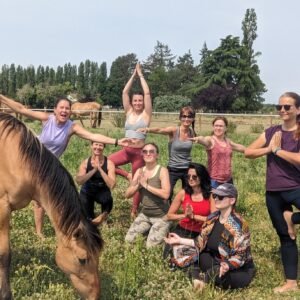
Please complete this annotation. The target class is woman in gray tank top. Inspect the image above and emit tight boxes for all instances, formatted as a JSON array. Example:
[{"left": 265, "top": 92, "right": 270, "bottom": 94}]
[
  {"left": 0, "top": 94, "right": 129, "bottom": 237},
  {"left": 138, "top": 106, "right": 196, "bottom": 202}
]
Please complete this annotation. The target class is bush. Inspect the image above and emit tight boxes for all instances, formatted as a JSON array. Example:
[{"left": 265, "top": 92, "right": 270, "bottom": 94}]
[
  {"left": 227, "top": 121, "right": 237, "bottom": 133},
  {"left": 153, "top": 95, "right": 191, "bottom": 112},
  {"left": 111, "top": 112, "right": 126, "bottom": 128}
]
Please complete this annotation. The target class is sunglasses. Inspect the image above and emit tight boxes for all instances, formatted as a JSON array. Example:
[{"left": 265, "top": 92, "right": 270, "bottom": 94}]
[
  {"left": 180, "top": 114, "right": 194, "bottom": 120},
  {"left": 187, "top": 174, "right": 198, "bottom": 180},
  {"left": 142, "top": 149, "right": 156, "bottom": 155},
  {"left": 212, "top": 193, "right": 228, "bottom": 201},
  {"left": 275, "top": 105, "right": 293, "bottom": 111}
]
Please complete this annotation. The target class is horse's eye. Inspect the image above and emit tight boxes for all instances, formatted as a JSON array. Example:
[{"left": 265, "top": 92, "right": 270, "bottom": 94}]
[{"left": 78, "top": 258, "right": 87, "bottom": 265}]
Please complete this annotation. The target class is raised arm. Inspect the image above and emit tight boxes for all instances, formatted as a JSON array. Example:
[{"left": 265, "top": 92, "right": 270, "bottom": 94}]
[
  {"left": 0, "top": 94, "right": 49, "bottom": 121},
  {"left": 122, "top": 68, "right": 137, "bottom": 113},
  {"left": 244, "top": 132, "right": 271, "bottom": 159},
  {"left": 136, "top": 63, "right": 152, "bottom": 116}
]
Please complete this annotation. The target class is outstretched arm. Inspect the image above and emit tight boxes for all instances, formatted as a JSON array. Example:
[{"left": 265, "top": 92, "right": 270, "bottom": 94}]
[
  {"left": 138, "top": 126, "right": 176, "bottom": 139},
  {"left": 0, "top": 94, "right": 49, "bottom": 121},
  {"left": 122, "top": 68, "right": 137, "bottom": 113},
  {"left": 136, "top": 63, "right": 152, "bottom": 116},
  {"left": 230, "top": 140, "right": 246, "bottom": 153},
  {"left": 72, "top": 123, "right": 128, "bottom": 146},
  {"left": 190, "top": 135, "right": 213, "bottom": 149}
]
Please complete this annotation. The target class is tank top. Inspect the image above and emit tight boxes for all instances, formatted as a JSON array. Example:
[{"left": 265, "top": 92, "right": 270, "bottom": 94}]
[
  {"left": 207, "top": 136, "right": 232, "bottom": 182},
  {"left": 81, "top": 156, "right": 109, "bottom": 194},
  {"left": 125, "top": 113, "right": 147, "bottom": 139},
  {"left": 168, "top": 127, "right": 193, "bottom": 169},
  {"left": 265, "top": 125, "right": 300, "bottom": 191},
  {"left": 140, "top": 165, "right": 169, "bottom": 217},
  {"left": 179, "top": 193, "right": 211, "bottom": 233},
  {"left": 39, "top": 114, "right": 73, "bottom": 158}
]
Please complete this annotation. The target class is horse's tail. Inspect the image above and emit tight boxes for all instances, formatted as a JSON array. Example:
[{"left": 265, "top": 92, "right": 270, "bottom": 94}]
[{"left": 97, "top": 110, "right": 102, "bottom": 127}]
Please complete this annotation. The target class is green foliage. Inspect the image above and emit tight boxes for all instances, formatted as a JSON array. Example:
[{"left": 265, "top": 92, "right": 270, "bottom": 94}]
[
  {"left": 226, "top": 121, "right": 237, "bottom": 133},
  {"left": 250, "top": 123, "right": 264, "bottom": 133},
  {"left": 153, "top": 95, "right": 191, "bottom": 112},
  {"left": 110, "top": 112, "right": 126, "bottom": 128}
]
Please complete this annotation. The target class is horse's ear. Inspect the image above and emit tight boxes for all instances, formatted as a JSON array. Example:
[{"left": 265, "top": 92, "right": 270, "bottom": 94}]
[{"left": 73, "top": 227, "right": 84, "bottom": 240}]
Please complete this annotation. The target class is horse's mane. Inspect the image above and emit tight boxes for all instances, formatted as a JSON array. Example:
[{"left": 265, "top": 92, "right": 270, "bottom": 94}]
[{"left": 0, "top": 113, "right": 103, "bottom": 253}]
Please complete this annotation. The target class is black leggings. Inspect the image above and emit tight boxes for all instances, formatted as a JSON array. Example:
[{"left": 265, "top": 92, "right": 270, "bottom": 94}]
[
  {"left": 192, "top": 251, "right": 255, "bottom": 289},
  {"left": 266, "top": 188, "right": 300, "bottom": 280},
  {"left": 167, "top": 167, "right": 188, "bottom": 202},
  {"left": 79, "top": 189, "right": 113, "bottom": 220}
]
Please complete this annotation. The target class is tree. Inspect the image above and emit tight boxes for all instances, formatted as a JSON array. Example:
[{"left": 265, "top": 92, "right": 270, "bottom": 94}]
[
  {"left": 153, "top": 95, "right": 191, "bottom": 112},
  {"left": 8, "top": 64, "right": 16, "bottom": 97}
]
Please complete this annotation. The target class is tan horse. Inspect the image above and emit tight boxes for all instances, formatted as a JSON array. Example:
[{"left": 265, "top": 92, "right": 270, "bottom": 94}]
[
  {"left": 0, "top": 113, "right": 103, "bottom": 300},
  {"left": 71, "top": 102, "right": 102, "bottom": 128}
]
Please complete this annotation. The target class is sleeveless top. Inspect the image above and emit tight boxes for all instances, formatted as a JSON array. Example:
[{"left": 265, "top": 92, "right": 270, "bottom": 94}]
[
  {"left": 207, "top": 136, "right": 232, "bottom": 182},
  {"left": 39, "top": 114, "right": 73, "bottom": 158},
  {"left": 265, "top": 125, "right": 300, "bottom": 191},
  {"left": 140, "top": 165, "right": 169, "bottom": 217},
  {"left": 125, "top": 113, "right": 147, "bottom": 139},
  {"left": 168, "top": 127, "right": 193, "bottom": 169},
  {"left": 81, "top": 156, "right": 110, "bottom": 195},
  {"left": 179, "top": 193, "right": 211, "bottom": 233}
]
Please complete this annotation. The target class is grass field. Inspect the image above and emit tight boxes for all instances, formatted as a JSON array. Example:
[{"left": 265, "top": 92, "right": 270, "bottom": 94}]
[{"left": 8, "top": 120, "right": 300, "bottom": 299}]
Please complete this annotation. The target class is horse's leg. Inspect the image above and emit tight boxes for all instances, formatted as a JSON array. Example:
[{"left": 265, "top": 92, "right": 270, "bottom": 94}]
[
  {"left": 79, "top": 116, "right": 85, "bottom": 127},
  {"left": 97, "top": 110, "right": 102, "bottom": 127},
  {"left": 0, "top": 197, "right": 12, "bottom": 300}
]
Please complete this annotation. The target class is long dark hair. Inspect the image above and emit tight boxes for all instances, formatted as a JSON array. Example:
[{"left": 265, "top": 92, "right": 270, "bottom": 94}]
[{"left": 184, "top": 162, "right": 211, "bottom": 199}]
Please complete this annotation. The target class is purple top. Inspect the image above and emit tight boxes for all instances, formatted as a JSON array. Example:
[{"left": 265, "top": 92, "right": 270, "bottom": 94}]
[
  {"left": 39, "top": 114, "right": 73, "bottom": 158},
  {"left": 265, "top": 125, "right": 300, "bottom": 191}
]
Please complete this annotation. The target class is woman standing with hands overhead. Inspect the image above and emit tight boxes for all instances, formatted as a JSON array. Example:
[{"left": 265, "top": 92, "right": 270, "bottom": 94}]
[
  {"left": 245, "top": 92, "right": 300, "bottom": 293},
  {"left": 109, "top": 62, "right": 152, "bottom": 217},
  {"left": 0, "top": 94, "right": 128, "bottom": 237}
]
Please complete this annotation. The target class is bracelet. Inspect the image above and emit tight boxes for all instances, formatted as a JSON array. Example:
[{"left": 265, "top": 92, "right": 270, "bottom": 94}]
[
  {"left": 114, "top": 139, "right": 118, "bottom": 147},
  {"left": 273, "top": 147, "right": 281, "bottom": 155}
]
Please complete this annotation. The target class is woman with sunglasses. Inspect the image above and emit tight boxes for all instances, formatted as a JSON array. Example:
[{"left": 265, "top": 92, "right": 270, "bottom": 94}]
[
  {"left": 108, "top": 63, "right": 152, "bottom": 218},
  {"left": 190, "top": 116, "right": 245, "bottom": 188},
  {"left": 138, "top": 106, "right": 196, "bottom": 201},
  {"left": 163, "top": 163, "right": 214, "bottom": 258},
  {"left": 125, "top": 143, "right": 171, "bottom": 247},
  {"left": 165, "top": 183, "right": 255, "bottom": 291},
  {"left": 245, "top": 92, "right": 300, "bottom": 293},
  {"left": 0, "top": 94, "right": 128, "bottom": 238}
]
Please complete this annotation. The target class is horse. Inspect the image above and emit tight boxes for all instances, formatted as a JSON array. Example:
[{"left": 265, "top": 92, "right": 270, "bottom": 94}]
[
  {"left": 0, "top": 113, "right": 103, "bottom": 300},
  {"left": 71, "top": 102, "right": 102, "bottom": 128}
]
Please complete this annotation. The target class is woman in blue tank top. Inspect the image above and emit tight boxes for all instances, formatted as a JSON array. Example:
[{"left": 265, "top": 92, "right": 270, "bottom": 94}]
[
  {"left": 138, "top": 106, "right": 196, "bottom": 202},
  {"left": 0, "top": 94, "right": 128, "bottom": 237},
  {"left": 108, "top": 63, "right": 152, "bottom": 217}
]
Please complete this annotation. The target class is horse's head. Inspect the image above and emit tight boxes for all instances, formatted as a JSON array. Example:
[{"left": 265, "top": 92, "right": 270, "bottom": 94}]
[{"left": 55, "top": 226, "right": 101, "bottom": 300}]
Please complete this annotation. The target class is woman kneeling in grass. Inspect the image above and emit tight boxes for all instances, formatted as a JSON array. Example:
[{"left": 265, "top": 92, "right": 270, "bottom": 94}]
[
  {"left": 125, "top": 143, "right": 171, "bottom": 247},
  {"left": 165, "top": 183, "right": 255, "bottom": 291}
]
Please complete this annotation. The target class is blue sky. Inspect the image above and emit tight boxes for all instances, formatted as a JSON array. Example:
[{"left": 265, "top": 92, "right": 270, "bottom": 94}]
[{"left": 1, "top": 0, "right": 299, "bottom": 104}]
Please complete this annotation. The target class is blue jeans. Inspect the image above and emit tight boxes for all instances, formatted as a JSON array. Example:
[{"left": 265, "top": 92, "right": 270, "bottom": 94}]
[{"left": 211, "top": 178, "right": 233, "bottom": 189}]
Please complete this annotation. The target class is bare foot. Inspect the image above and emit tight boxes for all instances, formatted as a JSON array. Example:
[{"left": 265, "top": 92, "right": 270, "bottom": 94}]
[
  {"left": 283, "top": 211, "right": 296, "bottom": 240},
  {"left": 193, "top": 279, "right": 205, "bottom": 292},
  {"left": 274, "top": 281, "right": 298, "bottom": 293}
]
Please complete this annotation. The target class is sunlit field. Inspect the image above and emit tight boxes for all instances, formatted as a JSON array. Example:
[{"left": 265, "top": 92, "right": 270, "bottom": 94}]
[{"left": 9, "top": 118, "right": 300, "bottom": 299}]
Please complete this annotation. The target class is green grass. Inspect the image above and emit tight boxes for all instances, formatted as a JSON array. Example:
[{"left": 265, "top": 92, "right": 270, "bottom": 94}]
[{"left": 8, "top": 123, "right": 300, "bottom": 299}]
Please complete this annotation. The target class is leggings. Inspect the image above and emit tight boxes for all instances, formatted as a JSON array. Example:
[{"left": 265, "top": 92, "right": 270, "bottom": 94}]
[
  {"left": 191, "top": 251, "right": 255, "bottom": 289},
  {"left": 266, "top": 188, "right": 300, "bottom": 280},
  {"left": 167, "top": 167, "right": 188, "bottom": 202},
  {"left": 109, "top": 146, "right": 144, "bottom": 210}
]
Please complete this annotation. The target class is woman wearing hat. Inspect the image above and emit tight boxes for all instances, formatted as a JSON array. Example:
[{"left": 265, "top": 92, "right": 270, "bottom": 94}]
[{"left": 165, "top": 183, "right": 255, "bottom": 291}]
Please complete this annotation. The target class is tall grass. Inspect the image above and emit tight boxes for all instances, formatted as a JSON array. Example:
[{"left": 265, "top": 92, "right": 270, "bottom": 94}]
[{"left": 9, "top": 123, "right": 300, "bottom": 299}]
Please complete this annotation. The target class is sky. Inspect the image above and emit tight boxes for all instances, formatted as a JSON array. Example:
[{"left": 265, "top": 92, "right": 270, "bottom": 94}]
[{"left": 1, "top": 0, "right": 299, "bottom": 104}]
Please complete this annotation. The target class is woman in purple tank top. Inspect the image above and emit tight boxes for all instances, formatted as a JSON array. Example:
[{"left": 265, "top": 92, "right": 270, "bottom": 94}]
[
  {"left": 190, "top": 117, "right": 245, "bottom": 188},
  {"left": 245, "top": 92, "right": 300, "bottom": 293},
  {"left": 0, "top": 94, "right": 128, "bottom": 237}
]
